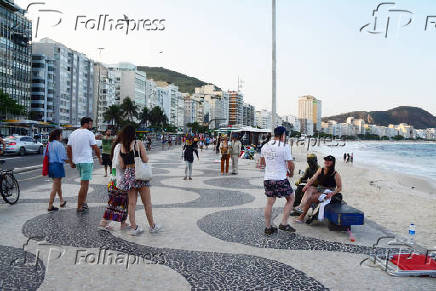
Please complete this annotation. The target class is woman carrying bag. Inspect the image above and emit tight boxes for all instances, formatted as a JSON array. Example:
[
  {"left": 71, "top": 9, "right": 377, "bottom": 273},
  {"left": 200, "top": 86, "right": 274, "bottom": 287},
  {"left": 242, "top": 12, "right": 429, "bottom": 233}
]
[{"left": 117, "top": 125, "right": 160, "bottom": 236}]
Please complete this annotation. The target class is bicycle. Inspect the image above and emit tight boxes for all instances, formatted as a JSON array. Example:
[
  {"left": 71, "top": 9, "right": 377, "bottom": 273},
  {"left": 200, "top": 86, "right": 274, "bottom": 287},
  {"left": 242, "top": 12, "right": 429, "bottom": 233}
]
[{"left": 0, "top": 160, "right": 20, "bottom": 205}]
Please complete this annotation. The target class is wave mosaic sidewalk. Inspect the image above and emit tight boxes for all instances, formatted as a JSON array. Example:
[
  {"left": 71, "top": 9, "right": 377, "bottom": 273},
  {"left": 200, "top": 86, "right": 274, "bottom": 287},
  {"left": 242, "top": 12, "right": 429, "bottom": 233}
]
[{"left": 0, "top": 147, "right": 434, "bottom": 290}]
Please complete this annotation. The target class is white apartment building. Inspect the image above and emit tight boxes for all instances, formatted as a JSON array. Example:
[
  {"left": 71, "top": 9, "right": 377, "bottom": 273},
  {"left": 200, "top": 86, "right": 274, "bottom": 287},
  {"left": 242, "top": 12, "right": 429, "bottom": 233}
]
[
  {"left": 93, "top": 63, "right": 116, "bottom": 130},
  {"left": 33, "top": 38, "right": 94, "bottom": 126},
  {"left": 108, "top": 63, "right": 146, "bottom": 109},
  {"left": 283, "top": 115, "right": 301, "bottom": 132},
  {"left": 255, "top": 109, "right": 272, "bottom": 130}
]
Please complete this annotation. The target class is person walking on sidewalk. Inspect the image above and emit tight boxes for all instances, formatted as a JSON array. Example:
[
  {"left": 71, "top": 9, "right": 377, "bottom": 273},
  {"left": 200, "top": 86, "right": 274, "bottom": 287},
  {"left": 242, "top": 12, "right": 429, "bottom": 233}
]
[
  {"left": 117, "top": 125, "right": 160, "bottom": 236},
  {"left": 46, "top": 129, "right": 68, "bottom": 212},
  {"left": 220, "top": 135, "right": 230, "bottom": 175},
  {"left": 67, "top": 117, "right": 102, "bottom": 213},
  {"left": 100, "top": 129, "right": 114, "bottom": 177},
  {"left": 230, "top": 134, "right": 242, "bottom": 175},
  {"left": 183, "top": 136, "right": 199, "bottom": 180},
  {"left": 99, "top": 135, "right": 129, "bottom": 231},
  {"left": 260, "top": 126, "right": 295, "bottom": 235}
]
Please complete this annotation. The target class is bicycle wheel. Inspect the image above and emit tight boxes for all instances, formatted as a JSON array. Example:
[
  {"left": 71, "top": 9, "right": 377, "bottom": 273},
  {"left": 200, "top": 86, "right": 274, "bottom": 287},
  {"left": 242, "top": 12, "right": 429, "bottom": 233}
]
[{"left": 1, "top": 173, "right": 20, "bottom": 205}]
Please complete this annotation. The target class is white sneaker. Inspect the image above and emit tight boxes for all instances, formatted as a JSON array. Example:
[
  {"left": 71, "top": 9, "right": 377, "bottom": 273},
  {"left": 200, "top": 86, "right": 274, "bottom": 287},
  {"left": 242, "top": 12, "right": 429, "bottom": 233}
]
[
  {"left": 129, "top": 225, "right": 144, "bottom": 236},
  {"left": 149, "top": 223, "right": 161, "bottom": 233}
]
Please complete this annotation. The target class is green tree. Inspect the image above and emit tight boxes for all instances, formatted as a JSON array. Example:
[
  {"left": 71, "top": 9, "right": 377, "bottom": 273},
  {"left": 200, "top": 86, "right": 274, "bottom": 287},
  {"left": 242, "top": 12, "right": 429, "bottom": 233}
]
[
  {"left": 139, "top": 106, "right": 150, "bottom": 127},
  {"left": 149, "top": 106, "right": 168, "bottom": 128},
  {"left": 120, "top": 97, "right": 139, "bottom": 122},
  {"left": 187, "top": 122, "right": 209, "bottom": 133},
  {"left": 103, "top": 104, "right": 122, "bottom": 129},
  {"left": 0, "top": 90, "right": 26, "bottom": 119}
]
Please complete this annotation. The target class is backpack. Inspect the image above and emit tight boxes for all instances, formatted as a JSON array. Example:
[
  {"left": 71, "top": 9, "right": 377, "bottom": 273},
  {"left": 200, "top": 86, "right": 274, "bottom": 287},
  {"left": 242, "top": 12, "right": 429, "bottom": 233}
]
[{"left": 42, "top": 143, "right": 49, "bottom": 176}]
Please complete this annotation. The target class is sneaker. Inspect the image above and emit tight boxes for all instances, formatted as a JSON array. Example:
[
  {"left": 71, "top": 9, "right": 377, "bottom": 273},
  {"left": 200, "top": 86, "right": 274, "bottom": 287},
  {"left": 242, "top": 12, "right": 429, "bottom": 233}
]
[
  {"left": 82, "top": 203, "right": 89, "bottom": 210},
  {"left": 149, "top": 223, "right": 161, "bottom": 233},
  {"left": 264, "top": 226, "right": 278, "bottom": 235},
  {"left": 183, "top": 177, "right": 187, "bottom": 180},
  {"left": 76, "top": 207, "right": 88, "bottom": 213},
  {"left": 188, "top": 177, "right": 192, "bottom": 180},
  {"left": 279, "top": 224, "right": 296, "bottom": 232},
  {"left": 129, "top": 225, "right": 144, "bottom": 236}
]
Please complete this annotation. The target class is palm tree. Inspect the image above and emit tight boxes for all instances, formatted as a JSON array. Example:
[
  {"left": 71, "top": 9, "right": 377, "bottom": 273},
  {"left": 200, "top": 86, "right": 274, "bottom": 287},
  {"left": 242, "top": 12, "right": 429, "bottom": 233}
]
[
  {"left": 139, "top": 106, "right": 150, "bottom": 127},
  {"left": 120, "top": 97, "right": 139, "bottom": 122},
  {"left": 149, "top": 106, "right": 168, "bottom": 128},
  {"left": 103, "top": 104, "right": 122, "bottom": 129}
]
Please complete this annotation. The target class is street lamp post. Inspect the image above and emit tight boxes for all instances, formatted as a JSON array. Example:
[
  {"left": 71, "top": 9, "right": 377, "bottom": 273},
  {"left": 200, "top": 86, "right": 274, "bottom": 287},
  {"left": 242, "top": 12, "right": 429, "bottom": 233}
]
[{"left": 272, "top": 0, "right": 277, "bottom": 131}]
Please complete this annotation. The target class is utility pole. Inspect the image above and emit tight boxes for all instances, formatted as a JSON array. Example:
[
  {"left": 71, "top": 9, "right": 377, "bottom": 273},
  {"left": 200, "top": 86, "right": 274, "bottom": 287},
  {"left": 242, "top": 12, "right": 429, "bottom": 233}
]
[{"left": 272, "top": 0, "right": 277, "bottom": 131}]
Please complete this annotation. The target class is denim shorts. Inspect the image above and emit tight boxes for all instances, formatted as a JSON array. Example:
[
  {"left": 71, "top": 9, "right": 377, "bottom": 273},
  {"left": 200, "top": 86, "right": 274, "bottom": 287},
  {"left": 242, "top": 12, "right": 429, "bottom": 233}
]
[
  {"left": 76, "top": 163, "right": 93, "bottom": 181},
  {"left": 48, "top": 162, "right": 65, "bottom": 179}
]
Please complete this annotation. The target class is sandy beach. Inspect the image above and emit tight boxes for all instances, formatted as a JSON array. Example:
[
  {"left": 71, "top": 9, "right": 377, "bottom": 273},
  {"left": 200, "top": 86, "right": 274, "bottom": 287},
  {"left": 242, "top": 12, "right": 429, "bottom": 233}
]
[{"left": 291, "top": 144, "right": 436, "bottom": 249}]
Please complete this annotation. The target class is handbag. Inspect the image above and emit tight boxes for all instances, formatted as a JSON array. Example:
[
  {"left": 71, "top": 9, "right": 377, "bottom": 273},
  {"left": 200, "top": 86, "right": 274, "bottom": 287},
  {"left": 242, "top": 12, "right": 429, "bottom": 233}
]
[
  {"left": 133, "top": 141, "right": 152, "bottom": 181},
  {"left": 42, "top": 143, "right": 49, "bottom": 176}
]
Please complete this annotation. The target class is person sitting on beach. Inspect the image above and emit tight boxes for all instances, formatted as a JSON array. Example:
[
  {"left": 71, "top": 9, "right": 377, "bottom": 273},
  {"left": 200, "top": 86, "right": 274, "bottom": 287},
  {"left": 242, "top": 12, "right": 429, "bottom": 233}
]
[
  {"left": 290, "top": 153, "right": 319, "bottom": 216},
  {"left": 295, "top": 155, "right": 342, "bottom": 223}
]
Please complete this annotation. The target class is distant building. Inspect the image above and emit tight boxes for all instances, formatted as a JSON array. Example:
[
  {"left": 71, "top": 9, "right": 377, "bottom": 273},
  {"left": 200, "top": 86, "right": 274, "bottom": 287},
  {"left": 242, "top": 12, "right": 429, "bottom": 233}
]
[
  {"left": 226, "top": 90, "right": 243, "bottom": 126},
  {"left": 242, "top": 103, "right": 256, "bottom": 127},
  {"left": 283, "top": 115, "right": 301, "bottom": 132},
  {"left": 298, "top": 95, "right": 322, "bottom": 134},
  {"left": 93, "top": 63, "right": 116, "bottom": 130},
  {"left": 0, "top": 0, "right": 32, "bottom": 116},
  {"left": 30, "top": 54, "right": 55, "bottom": 122},
  {"left": 108, "top": 63, "right": 146, "bottom": 110},
  {"left": 33, "top": 38, "right": 94, "bottom": 126},
  {"left": 255, "top": 109, "right": 272, "bottom": 130}
]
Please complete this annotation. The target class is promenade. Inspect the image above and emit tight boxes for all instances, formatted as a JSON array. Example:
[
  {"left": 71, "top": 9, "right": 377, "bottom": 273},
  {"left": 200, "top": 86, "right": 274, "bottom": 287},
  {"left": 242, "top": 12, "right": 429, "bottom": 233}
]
[{"left": 0, "top": 147, "right": 434, "bottom": 290}]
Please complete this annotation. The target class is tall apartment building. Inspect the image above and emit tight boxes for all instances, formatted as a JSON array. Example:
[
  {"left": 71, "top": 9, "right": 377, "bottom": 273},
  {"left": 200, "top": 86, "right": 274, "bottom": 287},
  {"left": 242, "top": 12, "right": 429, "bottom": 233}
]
[
  {"left": 226, "top": 90, "right": 243, "bottom": 126},
  {"left": 93, "top": 63, "right": 116, "bottom": 130},
  {"left": 0, "top": 0, "right": 32, "bottom": 116},
  {"left": 108, "top": 63, "right": 146, "bottom": 110},
  {"left": 242, "top": 103, "right": 256, "bottom": 127},
  {"left": 30, "top": 54, "right": 55, "bottom": 122},
  {"left": 33, "top": 38, "right": 94, "bottom": 126},
  {"left": 255, "top": 109, "right": 272, "bottom": 130},
  {"left": 298, "top": 95, "right": 322, "bottom": 134}
]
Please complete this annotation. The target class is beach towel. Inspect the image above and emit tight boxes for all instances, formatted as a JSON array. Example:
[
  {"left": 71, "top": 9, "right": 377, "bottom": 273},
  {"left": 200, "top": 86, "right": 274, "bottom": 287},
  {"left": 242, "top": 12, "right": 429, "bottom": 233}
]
[{"left": 317, "top": 190, "right": 332, "bottom": 221}]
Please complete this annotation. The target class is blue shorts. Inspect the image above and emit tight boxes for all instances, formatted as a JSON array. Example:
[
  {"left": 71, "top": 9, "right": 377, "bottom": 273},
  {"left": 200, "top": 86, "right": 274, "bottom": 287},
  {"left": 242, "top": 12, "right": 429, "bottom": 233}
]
[
  {"left": 49, "top": 162, "right": 65, "bottom": 179},
  {"left": 76, "top": 163, "right": 93, "bottom": 181}
]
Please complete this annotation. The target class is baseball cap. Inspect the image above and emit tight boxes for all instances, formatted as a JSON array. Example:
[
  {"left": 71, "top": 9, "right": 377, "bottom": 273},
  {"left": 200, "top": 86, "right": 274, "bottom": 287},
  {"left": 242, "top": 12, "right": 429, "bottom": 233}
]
[{"left": 324, "top": 155, "right": 335, "bottom": 162}]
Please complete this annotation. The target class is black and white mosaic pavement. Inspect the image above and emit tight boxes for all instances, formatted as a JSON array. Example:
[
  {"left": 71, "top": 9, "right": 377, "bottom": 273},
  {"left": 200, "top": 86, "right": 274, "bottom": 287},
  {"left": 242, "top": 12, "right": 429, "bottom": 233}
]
[
  {"left": 21, "top": 175, "right": 255, "bottom": 208},
  {"left": 0, "top": 245, "right": 45, "bottom": 290},
  {"left": 197, "top": 208, "right": 377, "bottom": 255},
  {"left": 22, "top": 208, "right": 328, "bottom": 290},
  {"left": 203, "top": 177, "right": 261, "bottom": 189}
]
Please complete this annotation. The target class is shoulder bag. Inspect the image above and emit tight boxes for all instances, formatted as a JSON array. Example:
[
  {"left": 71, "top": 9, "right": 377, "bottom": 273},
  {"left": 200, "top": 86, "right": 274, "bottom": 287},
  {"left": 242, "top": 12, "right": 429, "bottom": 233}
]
[{"left": 133, "top": 141, "right": 152, "bottom": 181}]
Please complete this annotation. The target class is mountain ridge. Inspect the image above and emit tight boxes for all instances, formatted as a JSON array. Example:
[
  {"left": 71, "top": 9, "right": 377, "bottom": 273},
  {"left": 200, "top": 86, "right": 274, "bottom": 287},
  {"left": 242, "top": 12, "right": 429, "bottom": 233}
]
[
  {"left": 137, "top": 66, "right": 220, "bottom": 94},
  {"left": 322, "top": 106, "right": 436, "bottom": 129}
]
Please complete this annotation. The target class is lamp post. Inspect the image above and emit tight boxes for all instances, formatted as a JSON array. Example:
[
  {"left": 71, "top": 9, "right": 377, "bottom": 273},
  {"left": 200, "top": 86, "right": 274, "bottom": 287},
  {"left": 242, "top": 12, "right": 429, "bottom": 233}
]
[{"left": 272, "top": 0, "right": 277, "bottom": 131}]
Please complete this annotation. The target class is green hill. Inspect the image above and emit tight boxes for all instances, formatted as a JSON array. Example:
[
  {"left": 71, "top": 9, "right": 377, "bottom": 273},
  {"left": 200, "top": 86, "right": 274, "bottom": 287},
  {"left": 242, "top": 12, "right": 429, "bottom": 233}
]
[
  {"left": 137, "top": 66, "right": 220, "bottom": 94},
  {"left": 323, "top": 106, "right": 436, "bottom": 129}
]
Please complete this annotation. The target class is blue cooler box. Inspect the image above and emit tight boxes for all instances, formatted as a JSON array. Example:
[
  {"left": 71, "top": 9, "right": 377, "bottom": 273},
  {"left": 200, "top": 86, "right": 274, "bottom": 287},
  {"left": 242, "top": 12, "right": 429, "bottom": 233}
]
[{"left": 324, "top": 203, "right": 364, "bottom": 226}]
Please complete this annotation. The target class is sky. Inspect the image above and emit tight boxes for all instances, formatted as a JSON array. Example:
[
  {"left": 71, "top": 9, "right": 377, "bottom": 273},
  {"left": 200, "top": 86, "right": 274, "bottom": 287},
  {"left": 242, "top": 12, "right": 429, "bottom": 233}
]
[{"left": 16, "top": 0, "right": 436, "bottom": 117}]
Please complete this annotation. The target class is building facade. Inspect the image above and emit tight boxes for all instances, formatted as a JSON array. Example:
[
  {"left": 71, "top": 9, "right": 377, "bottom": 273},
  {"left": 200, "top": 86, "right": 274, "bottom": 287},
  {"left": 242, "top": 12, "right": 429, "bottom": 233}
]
[
  {"left": 93, "top": 63, "right": 116, "bottom": 130},
  {"left": 242, "top": 103, "right": 255, "bottom": 127},
  {"left": 298, "top": 95, "right": 322, "bottom": 134},
  {"left": 30, "top": 54, "right": 55, "bottom": 122},
  {"left": 33, "top": 38, "right": 94, "bottom": 126},
  {"left": 0, "top": 0, "right": 32, "bottom": 116},
  {"left": 226, "top": 90, "right": 243, "bottom": 126}
]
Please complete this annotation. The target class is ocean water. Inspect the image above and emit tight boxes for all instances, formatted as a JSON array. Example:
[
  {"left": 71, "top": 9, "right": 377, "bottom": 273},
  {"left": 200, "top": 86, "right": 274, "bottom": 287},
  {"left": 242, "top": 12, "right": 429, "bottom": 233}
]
[{"left": 315, "top": 142, "right": 436, "bottom": 182}]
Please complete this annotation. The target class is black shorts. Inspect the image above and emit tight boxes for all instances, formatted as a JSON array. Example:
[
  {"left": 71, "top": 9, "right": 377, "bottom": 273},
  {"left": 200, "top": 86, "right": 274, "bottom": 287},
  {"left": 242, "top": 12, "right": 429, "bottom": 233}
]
[
  {"left": 102, "top": 153, "right": 112, "bottom": 167},
  {"left": 264, "top": 179, "right": 294, "bottom": 198}
]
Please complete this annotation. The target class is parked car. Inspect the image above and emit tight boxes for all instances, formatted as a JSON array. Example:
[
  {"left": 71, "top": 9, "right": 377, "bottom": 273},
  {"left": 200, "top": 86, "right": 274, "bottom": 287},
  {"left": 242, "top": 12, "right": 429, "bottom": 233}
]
[{"left": 4, "top": 136, "right": 44, "bottom": 156}]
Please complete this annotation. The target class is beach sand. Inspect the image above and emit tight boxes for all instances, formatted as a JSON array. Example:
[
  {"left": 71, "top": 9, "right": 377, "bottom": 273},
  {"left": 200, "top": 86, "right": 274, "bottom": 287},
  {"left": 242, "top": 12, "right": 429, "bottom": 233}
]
[{"left": 291, "top": 145, "right": 436, "bottom": 249}]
